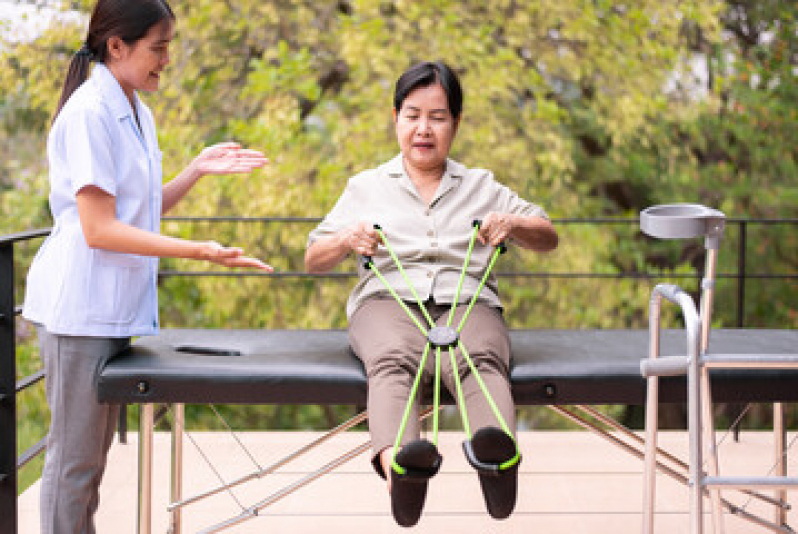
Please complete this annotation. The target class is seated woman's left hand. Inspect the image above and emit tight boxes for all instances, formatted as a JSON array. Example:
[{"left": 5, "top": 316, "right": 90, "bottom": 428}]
[
  {"left": 478, "top": 212, "right": 516, "bottom": 247},
  {"left": 192, "top": 142, "right": 269, "bottom": 176}
]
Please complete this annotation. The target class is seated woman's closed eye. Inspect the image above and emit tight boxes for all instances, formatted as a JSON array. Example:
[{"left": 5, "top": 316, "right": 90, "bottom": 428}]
[{"left": 305, "top": 61, "right": 558, "bottom": 526}]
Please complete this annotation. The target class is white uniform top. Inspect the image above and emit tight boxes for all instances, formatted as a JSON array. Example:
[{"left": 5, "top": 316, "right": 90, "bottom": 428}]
[{"left": 23, "top": 63, "right": 162, "bottom": 337}]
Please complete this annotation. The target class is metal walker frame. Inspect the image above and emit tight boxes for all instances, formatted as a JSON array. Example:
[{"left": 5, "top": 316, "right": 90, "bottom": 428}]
[{"left": 639, "top": 204, "right": 798, "bottom": 534}]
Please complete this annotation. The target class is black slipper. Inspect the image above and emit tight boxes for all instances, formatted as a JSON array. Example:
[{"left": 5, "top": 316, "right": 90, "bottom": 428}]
[
  {"left": 463, "top": 426, "right": 521, "bottom": 520},
  {"left": 390, "top": 439, "right": 442, "bottom": 527}
]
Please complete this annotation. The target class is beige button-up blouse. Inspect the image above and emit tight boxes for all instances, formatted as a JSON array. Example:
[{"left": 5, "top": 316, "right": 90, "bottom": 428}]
[{"left": 308, "top": 154, "right": 548, "bottom": 318}]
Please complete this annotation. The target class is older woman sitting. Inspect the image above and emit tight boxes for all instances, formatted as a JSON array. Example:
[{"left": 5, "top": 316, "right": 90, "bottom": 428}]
[{"left": 305, "top": 61, "right": 558, "bottom": 527}]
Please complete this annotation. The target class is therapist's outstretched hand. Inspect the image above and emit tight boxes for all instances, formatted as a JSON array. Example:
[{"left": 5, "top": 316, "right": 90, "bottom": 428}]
[
  {"left": 192, "top": 142, "right": 269, "bottom": 176},
  {"left": 198, "top": 241, "right": 273, "bottom": 272}
]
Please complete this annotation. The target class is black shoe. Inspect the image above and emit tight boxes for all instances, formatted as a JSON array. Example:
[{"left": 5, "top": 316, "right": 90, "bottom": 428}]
[
  {"left": 389, "top": 439, "right": 442, "bottom": 527},
  {"left": 463, "top": 426, "right": 521, "bottom": 520}
]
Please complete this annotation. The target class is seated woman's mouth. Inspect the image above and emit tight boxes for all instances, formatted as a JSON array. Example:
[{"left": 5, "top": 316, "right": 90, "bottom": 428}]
[{"left": 413, "top": 143, "right": 435, "bottom": 150}]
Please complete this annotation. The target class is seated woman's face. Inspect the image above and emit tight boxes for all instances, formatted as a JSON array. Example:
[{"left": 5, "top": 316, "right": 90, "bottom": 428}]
[{"left": 394, "top": 83, "right": 458, "bottom": 175}]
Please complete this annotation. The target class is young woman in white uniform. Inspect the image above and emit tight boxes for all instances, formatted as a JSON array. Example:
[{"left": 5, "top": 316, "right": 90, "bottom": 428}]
[{"left": 22, "top": 1, "right": 271, "bottom": 531}]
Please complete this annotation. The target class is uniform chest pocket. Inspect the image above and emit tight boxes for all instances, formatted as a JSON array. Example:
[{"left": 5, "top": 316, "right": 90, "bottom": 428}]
[{"left": 86, "top": 250, "right": 151, "bottom": 325}]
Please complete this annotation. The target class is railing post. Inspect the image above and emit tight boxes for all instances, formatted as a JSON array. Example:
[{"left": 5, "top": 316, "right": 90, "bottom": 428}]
[
  {"left": 737, "top": 220, "right": 747, "bottom": 327},
  {"left": 0, "top": 241, "right": 18, "bottom": 534}
]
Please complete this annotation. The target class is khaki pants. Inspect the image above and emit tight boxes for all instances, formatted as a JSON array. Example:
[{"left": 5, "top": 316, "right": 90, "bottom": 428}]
[{"left": 349, "top": 297, "right": 515, "bottom": 475}]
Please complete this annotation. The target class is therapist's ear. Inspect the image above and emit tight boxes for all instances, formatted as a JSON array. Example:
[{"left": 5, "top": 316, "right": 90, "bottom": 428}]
[
  {"left": 105, "top": 36, "right": 128, "bottom": 62},
  {"left": 392, "top": 107, "right": 397, "bottom": 123}
]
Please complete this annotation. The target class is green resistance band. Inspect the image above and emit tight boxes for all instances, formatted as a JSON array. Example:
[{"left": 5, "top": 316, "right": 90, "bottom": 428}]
[{"left": 362, "top": 221, "right": 519, "bottom": 475}]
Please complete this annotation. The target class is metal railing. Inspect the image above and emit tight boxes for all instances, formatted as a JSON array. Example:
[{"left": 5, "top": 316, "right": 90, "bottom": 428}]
[
  {"left": 0, "top": 228, "right": 50, "bottom": 534},
  {"left": 0, "top": 217, "right": 795, "bottom": 533}
]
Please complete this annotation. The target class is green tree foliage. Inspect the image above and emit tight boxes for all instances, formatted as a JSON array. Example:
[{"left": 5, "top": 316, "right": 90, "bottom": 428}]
[{"left": 2, "top": 1, "right": 796, "bottom": 473}]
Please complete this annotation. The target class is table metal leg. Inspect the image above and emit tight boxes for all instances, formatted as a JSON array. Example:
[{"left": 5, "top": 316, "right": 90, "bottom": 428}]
[
  {"left": 138, "top": 403, "right": 154, "bottom": 534},
  {"left": 170, "top": 403, "right": 185, "bottom": 534},
  {"left": 774, "top": 402, "right": 787, "bottom": 527}
]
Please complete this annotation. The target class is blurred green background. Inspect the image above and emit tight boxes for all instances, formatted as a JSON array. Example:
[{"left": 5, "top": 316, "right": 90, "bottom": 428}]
[{"left": 2, "top": 0, "right": 796, "bottom": 493}]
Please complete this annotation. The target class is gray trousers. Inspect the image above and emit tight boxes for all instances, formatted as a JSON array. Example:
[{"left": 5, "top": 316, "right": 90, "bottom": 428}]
[
  {"left": 349, "top": 297, "right": 515, "bottom": 476},
  {"left": 37, "top": 327, "right": 129, "bottom": 534}
]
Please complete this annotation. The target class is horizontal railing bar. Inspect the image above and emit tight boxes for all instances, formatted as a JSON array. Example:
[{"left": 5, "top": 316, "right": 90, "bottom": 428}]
[
  {"left": 17, "top": 437, "right": 46, "bottom": 470},
  {"left": 2, "top": 219, "right": 796, "bottom": 244},
  {"left": 158, "top": 216, "right": 798, "bottom": 225},
  {"left": 157, "top": 271, "right": 797, "bottom": 280},
  {"left": 16, "top": 370, "right": 45, "bottom": 393},
  {"left": 727, "top": 218, "right": 798, "bottom": 224},
  {"left": 0, "top": 307, "right": 24, "bottom": 323},
  {"left": 0, "top": 228, "right": 51, "bottom": 246},
  {"left": 159, "top": 271, "right": 358, "bottom": 279},
  {"left": 163, "top": 216, "right": 322, "bottom": 223}
]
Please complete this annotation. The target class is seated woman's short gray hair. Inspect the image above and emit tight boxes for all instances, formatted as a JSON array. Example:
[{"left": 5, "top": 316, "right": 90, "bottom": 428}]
[{"left": 393, "top": 61, "right": 463, "bottom": 119}]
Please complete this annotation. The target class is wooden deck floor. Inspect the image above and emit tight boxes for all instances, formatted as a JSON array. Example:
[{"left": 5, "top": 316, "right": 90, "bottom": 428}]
[{"left": 18, "top": 430, "right": 798, "bottom": 533}]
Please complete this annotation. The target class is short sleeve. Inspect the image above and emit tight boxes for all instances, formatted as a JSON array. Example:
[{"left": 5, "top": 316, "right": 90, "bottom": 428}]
[
  {"left": 488, "top": 172, "right": 548, "bottom": 220},
  {"left": 307, "top": 175, "right": 361, "bottom": 247},
  {"left": 60, "top": 104, "right": 118, "bottom": 197}
]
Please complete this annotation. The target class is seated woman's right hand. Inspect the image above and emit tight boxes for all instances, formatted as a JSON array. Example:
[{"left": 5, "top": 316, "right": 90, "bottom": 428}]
[
  {"left": 197, "top": 241, "right": 273, "bottom": 271},
  {"left": 341, "top": 222, "right": 381, "bottom": 257}
]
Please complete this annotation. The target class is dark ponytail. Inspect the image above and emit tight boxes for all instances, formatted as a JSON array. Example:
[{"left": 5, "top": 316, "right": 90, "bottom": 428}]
[{"left": 52, "top": 0, "right": 175, "bottom": 122}]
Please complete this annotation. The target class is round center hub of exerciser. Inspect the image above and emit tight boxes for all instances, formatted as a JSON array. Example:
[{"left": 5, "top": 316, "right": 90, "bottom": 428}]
[{"left": 427, "top": 326, "right": 459, "bottom": 348}]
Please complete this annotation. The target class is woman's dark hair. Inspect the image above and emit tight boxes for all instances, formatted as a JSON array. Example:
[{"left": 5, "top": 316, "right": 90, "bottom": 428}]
[
  {"left": 53, "top": 0, "right": 175, "bottom": 122},
  {"left": 393, "top": 61, "right": 463, "bottom": 119}
]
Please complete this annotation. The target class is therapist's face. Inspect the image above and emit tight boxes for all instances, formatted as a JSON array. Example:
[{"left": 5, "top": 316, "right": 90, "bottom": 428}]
[
  {"left": 107, "top": 19, "right": 174, "bottom": 101},
  {"left": 394, "top": 83, "right": 459, "bottom": 176}
]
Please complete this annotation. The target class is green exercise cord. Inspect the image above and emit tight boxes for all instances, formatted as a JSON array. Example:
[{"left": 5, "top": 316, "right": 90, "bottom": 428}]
[{"left": 361, "top": 221, "right": 520, "bottom": 476}]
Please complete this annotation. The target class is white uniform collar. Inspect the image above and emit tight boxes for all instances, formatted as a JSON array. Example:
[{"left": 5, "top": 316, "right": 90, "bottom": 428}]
[{"left": 91, "top": 62, "right": 142, "bottom": 122}]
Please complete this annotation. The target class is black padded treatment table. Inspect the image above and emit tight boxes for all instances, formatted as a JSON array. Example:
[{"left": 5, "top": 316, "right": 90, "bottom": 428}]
[
  {"left": 96, "top": 327, "right": 798, "bottom": 534},
  {"left": 99, "top": 328, "right": 798, "bottom": 406}
]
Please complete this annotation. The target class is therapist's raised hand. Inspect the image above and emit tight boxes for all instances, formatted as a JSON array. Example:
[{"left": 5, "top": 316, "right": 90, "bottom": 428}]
[
  {"left": 197, "top": 241, "right": 273, "bottom": 272},
  {"left": 192, "top": 142, "right": 268, "bottom": 176}
]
